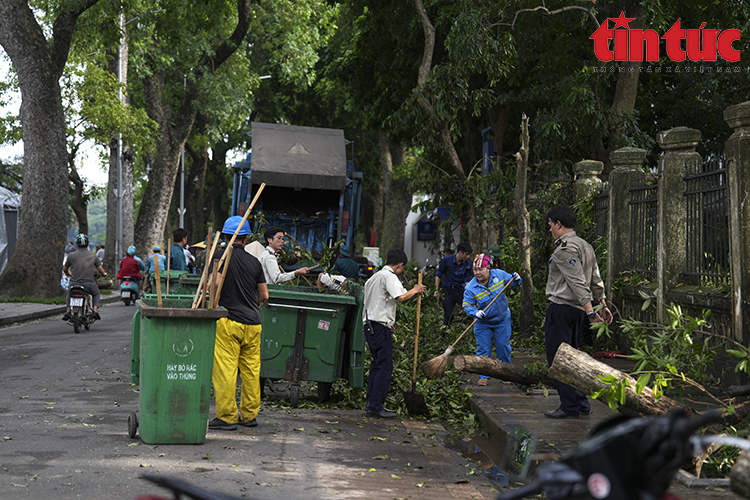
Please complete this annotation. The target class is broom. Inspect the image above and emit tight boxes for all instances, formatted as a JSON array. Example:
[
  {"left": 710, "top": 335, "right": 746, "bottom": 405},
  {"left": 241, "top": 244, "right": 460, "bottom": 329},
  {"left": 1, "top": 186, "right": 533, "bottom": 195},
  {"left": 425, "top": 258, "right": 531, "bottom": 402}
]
[{"left": 421, "top": 273, "right": 518, "bottom": 379}]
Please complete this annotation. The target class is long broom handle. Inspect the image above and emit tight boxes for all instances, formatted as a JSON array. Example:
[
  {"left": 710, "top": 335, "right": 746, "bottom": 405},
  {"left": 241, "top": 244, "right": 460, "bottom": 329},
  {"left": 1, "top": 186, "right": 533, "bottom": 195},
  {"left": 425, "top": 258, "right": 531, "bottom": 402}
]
[
  {"left": 444, "top": 274, "right": 518, "bottom": 355},
  {"left": 165, "top": 238, "right": 171, "bottom": 295},
  {"left": 214, "top": 183, "right": 267, "bottom": 276},
  {"left": 192, "top": 231, "right": 223, "bottom": 308},
  {"left": 412, "top": 272, "right": 423, "bottom": 384},
  {"left": 211, "top": 245, "right": 234, "bottom": 309}
]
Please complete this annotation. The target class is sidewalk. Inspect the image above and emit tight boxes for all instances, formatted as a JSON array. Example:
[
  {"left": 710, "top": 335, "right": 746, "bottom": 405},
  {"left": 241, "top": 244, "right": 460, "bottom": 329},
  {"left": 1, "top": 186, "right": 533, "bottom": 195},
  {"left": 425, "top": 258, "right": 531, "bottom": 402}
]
[
  {"left": 0, "top": 300, "right": 737, "bottom": 499},
  {"left": 0, "top": 293, "right": 121, "bottom": 326}
]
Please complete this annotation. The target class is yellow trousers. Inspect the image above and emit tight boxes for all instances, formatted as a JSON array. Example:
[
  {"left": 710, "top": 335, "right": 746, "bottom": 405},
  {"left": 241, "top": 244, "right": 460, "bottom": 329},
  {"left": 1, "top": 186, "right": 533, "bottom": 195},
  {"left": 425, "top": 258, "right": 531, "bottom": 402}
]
[{"left": 212, "top": 317, "right": 262, "bottom": 423}]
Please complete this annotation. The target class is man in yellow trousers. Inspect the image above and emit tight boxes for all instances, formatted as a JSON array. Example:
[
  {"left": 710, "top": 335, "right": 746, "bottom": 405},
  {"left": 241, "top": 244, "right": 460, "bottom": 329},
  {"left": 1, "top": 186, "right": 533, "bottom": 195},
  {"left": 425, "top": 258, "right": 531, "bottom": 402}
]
[{"left": 209, "top": 216, "right": 269, "bottom": 430}]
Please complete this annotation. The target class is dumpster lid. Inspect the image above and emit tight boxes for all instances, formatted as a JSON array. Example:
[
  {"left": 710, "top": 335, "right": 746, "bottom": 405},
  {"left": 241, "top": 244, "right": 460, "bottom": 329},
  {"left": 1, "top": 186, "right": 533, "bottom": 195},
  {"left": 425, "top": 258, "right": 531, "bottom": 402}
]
[
  {"left": 137, "top": 297, "right": 228, "bottom": 319},
  {"left": 249, "top": 122, "right": 347, "bottom": 191}
]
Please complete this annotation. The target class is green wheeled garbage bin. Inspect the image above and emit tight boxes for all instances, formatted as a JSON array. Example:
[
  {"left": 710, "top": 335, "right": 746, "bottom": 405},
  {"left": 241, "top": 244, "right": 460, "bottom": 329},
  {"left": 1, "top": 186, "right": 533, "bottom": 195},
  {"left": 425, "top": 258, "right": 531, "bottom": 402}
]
[
  {"left": 260, "top": 283, "right": 365, "bottom": 407},
  {"left": 128, "top": 295, "right": 227, "bottom": 444}
]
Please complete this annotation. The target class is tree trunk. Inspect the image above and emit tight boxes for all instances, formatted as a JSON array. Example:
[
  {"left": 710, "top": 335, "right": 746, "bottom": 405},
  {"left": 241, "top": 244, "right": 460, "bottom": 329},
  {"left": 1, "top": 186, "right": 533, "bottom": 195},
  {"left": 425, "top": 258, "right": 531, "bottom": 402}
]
[
  {"left": 454, "top": 355, "right": 556, "bottom": 387},
  {"left": 549, "top": 342, "right": 685, "bottom": 415},
  {"left": 373, "top": 131, "right": 388, "bottom": 247},
  {"left": 731, "top": 452, "right": 750, "bottom": 499},
  {"left": 69, "top": 151, "right": 88, "bottom": 236},
  {"left": 515, "top": 114, "right": 534, "bottom": 337},
  {"left": 380, "top": 140, "right": 412, "bottom": 253},
  {"left": 0, "top": 0, "right": 99, "bottom": 298},
  {"left": 133, "top": 0, "right": 251, "bottom": 255}
]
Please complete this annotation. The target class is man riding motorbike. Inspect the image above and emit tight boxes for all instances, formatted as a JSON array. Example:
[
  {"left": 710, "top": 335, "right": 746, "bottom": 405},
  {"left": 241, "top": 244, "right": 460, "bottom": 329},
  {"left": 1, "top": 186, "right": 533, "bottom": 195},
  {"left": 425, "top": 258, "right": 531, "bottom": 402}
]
[{"left": 62, "top": 234, "right": 108, "bottom": 321}]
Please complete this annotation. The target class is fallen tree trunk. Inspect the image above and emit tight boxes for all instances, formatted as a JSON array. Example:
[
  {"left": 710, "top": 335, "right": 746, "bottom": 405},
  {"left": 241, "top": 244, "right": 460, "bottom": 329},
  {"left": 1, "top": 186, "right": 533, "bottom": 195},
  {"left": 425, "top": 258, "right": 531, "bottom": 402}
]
[
  {"left": 549, "top": 342, "right": 685, "bottom": 415},
  {"left": 453, "top": 355, "right": 556, "bottom": 387}
]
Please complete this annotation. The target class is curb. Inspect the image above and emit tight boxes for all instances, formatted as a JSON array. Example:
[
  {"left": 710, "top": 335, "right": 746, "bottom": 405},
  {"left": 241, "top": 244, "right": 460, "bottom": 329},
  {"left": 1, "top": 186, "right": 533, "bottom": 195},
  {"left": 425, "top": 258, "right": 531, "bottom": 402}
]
[{"left": 0, "top": 294, "right": 122, "bottom": 327}]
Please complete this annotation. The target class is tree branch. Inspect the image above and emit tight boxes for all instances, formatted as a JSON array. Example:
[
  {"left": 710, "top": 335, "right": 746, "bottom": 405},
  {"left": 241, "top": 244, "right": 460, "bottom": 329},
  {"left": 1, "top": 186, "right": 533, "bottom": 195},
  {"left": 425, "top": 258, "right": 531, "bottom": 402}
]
[
  {"left": 197, "top": 0, "right": 252, "bottom": 73},
  {"left": 491, "top": 2, "right": 600, "bottom": 30},
  {"left": 51, "top": 0, "right": 101, "bottom": 78}
]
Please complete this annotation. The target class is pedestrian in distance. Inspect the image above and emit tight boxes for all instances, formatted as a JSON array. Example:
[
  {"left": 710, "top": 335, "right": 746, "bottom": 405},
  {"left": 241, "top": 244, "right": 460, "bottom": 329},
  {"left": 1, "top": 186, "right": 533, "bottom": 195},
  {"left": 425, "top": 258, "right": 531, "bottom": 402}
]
[
  {"left": 543, "top": 205, "right": 612, "bottom": 419},
  {"left": 488, "top": 245, "right": 503, "bottom": 268},
  {"left": 65, "top": 241, "right": 75, "bottom": 255},
  {"left": 362, "top": 249, "right": 426, "bottom": 418},
  {"left": 62, "top": 234, "right": 108, "bottom": 321},
  {"left": 259, "top": 226, "right": 310, "bottom": 284},
  {"left": 462, "top": 253, "right": 522, "bottom": 385},
  {"left": 332, "top": 244, "right": 359, "bottom": 279},
  {"left": 208, "top": 216, "right": 269, "bottom": 431},
  {"left": 169, "top": 228, "right": 189, "bottom": 271},
  {"left": 96, "top": 244, "right": 105, "bottom": 261},
  {"left": 434, "top": 242, "right": 473, "bottom": 326}
]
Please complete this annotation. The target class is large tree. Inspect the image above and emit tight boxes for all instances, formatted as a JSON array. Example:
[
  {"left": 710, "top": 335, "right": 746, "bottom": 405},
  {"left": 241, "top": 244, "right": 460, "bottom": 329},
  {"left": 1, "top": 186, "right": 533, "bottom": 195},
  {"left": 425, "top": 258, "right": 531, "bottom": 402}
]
[
  {"left": 0, "top": 0, "right": 99, "bottom": 298},
  {"left": 129, "top": 0, "right": 252, "bottom": 253}
]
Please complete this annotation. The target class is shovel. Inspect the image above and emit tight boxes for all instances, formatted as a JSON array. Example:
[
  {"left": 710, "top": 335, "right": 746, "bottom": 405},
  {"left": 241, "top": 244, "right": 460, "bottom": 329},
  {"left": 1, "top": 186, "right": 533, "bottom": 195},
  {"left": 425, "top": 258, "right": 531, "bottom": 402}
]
[{"left": 404, "top": 271, "right": 430, "bottom": 416}]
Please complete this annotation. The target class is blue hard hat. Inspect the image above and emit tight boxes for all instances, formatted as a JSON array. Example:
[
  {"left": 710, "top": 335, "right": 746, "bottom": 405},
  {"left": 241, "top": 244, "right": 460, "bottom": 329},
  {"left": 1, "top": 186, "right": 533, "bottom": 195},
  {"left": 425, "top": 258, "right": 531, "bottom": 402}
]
[
  {"left": 127, "top": 245, "right": 136, "bottom": 256},
  {"left": 222, "top": 216, "right": 251, "bottom": 236}
]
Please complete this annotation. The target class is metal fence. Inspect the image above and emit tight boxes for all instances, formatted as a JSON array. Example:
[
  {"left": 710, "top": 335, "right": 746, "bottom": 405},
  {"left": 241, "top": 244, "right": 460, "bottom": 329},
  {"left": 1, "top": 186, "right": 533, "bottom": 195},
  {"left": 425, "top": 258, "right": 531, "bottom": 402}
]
[
  {"left": 684, "top": 156, "right": 730, "bottom": 285},
  {"left": 592, "top": 184, "right": 609, "bottom": 238},
  {"left": 628, "top": 181, "right": 658, "bottom": 277}
]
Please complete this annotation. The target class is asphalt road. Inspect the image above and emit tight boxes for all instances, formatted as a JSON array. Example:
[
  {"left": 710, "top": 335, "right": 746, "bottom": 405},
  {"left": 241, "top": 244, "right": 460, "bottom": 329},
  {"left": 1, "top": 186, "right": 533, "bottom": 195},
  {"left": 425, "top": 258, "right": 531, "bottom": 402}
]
[{"left": 0, "top": 301, "right": 493, "bottom": 500}]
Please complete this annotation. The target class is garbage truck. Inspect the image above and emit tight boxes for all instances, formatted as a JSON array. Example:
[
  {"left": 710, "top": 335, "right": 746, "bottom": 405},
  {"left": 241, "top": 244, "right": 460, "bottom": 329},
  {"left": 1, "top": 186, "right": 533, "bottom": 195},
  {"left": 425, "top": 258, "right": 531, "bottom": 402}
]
[{"left": 231, "top": 122, "right": 363, "bottom": 254}]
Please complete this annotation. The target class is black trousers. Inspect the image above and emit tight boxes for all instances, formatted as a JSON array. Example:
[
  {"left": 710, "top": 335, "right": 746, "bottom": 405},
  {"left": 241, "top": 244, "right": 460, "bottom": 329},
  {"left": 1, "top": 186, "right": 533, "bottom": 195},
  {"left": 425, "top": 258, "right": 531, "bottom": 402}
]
[
  {"left": 544, "top": 302, "right": 591, "bottom": 415},
  {"left": 441, "top": 286, "right": 464, "bottom": 325}
]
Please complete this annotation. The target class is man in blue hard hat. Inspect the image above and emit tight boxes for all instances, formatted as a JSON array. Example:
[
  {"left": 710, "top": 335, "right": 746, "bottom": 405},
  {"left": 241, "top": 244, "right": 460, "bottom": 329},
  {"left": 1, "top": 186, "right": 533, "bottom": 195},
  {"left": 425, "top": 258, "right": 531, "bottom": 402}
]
[{"left": 209, "top": 216, "right": 269, "bottom": 431}]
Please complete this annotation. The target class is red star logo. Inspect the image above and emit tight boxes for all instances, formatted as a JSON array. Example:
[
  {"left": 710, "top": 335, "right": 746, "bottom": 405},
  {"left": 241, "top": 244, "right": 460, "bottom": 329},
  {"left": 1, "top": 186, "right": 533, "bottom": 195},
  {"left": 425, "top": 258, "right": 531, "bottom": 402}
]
[{"left": 610, "top": 11, "right": 635, "bottom": 29}]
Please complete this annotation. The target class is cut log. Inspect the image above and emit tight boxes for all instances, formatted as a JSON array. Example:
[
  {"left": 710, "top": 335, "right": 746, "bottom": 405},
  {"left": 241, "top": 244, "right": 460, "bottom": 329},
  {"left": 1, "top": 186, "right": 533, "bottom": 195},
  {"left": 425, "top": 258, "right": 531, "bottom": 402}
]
[
  {"left": 728, "top": 385, "right": 750, "bottom": 398},
  {"left": 549, "top": 342, "right": 685, "bottom": 415},
  {"left": 732, "top": 451, "right": 750, "bottom": 498},
  {"left": 453, "top": 355, "right": 556, "bottom": 387}
]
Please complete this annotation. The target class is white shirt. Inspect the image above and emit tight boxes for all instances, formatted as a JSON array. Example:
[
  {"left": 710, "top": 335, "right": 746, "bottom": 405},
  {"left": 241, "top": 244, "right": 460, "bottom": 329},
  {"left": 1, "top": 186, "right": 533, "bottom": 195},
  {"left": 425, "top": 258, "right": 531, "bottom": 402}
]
[
  {"left": 319, "top": 272, "right": 347, "bottom": 291},
  {"left": 363, "top": 265, "right": 408, "bottom": 328},
  {"left": 259, "top": 246, "right": 296, "bottom": 284}
]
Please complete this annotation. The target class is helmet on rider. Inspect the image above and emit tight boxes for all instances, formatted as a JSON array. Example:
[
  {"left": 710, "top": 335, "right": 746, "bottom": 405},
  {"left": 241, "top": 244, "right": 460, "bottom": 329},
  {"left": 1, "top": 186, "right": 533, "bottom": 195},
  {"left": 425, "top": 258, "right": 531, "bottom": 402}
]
[
  {"left": 127, "top": 245, "right": 136, "bottom": 256},
  {"left": 75, "top": 234, "right": 89, "bottom": 248},
  {"left": 222, "top": 216, "right": 252, "bottom": 236}
]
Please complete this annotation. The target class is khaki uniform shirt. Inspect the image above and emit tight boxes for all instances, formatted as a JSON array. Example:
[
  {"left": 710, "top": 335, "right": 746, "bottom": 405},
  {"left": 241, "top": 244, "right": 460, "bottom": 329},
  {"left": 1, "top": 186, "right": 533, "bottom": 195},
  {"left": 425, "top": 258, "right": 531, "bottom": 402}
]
[
  {"left": 546, "top": 231, "right": 605, "bottom": 310},
  {"left": 363, "top": 266, "right": 408, "bottom": 328}
]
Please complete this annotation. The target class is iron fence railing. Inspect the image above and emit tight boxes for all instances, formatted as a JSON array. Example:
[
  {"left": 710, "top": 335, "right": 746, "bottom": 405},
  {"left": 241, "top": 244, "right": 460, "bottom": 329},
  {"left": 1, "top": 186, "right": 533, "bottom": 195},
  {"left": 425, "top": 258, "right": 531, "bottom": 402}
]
[
  {"left": 592, "top": 184, "right": 609, "bottom": 239},
  {"left": 684, "top": 155, "right": 730, "bottom": 285},
  {"left": 628, "top": 181, "right": 658, "bottom": 278}
]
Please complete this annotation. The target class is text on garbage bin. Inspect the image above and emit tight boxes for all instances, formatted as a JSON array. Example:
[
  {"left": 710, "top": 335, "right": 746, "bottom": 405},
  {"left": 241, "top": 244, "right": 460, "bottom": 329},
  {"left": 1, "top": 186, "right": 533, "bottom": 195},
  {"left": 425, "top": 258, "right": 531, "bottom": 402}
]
[{"left": 166, "top": 364, "right": 197, "bottom": 380}]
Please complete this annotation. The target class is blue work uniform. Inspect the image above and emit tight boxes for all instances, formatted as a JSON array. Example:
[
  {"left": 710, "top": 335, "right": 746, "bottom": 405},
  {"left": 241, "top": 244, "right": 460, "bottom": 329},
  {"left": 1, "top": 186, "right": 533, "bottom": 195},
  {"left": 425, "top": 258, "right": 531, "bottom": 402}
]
[
  {"left": 463, "top": 269, "right": 521, "bottom": 379},
  {"left": 436, "top": 254, "right": 473, "bottom": 325}
]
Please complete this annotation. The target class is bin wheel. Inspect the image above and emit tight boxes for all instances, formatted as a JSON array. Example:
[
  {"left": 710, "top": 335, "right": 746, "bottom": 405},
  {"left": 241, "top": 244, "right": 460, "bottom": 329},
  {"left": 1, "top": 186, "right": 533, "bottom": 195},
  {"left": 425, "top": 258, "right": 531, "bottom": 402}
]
[
  {"left": 128, "top": 411, "right": 138, "bottom": 438},
  {"left": 73, "top": 311, "right": 81, "bottom": 333},
  {"left": 317, "top": 382, "right": 332, "bottom": 403},
  {"left": 290, "top": 384, "right": 300, "bottom": 407}
]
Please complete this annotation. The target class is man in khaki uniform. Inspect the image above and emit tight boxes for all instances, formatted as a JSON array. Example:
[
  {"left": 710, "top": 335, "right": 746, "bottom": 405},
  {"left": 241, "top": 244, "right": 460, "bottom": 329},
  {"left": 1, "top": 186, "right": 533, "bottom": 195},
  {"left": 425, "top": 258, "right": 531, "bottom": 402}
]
[{"left": 544, "top": 205, "right": 612, "bottom": 419}]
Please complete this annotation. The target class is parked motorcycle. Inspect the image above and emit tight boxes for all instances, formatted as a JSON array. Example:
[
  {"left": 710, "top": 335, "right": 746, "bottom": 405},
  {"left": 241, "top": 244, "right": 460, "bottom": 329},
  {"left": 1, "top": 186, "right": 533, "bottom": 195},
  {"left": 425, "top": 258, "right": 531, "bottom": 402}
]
[
  {"left": 497, "top": 409, "right": 750, "bottom": 500},
  {"left": 120, "top": 276, "right": 140, "bottom": 306},
  {"left": 67, "top": 285, "right": 98, "bottom": 334}
]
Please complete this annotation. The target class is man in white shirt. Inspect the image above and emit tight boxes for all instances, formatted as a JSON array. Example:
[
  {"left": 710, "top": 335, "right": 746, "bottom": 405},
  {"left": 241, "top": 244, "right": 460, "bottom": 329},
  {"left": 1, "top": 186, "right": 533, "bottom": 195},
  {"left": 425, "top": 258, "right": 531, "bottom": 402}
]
[
  {"left": 362, "top": 249, "right": 426, "bottom": 418},
  {"left": 259, "top": 226, "right": 309, "bottom": 284}
]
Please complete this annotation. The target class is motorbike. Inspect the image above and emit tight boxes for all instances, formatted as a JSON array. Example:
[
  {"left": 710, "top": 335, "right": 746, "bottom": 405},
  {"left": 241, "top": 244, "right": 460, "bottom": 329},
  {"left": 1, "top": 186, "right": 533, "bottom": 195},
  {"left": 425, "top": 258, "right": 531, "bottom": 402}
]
[
  {"left": 497, "top": 408, "right": 750, "bottom": 500},
  {"left": 120, "top": 276, "right": 140, "bottom": 306},
  {"left": 67, "top": 284, "right": 98, "bottom": 334}
]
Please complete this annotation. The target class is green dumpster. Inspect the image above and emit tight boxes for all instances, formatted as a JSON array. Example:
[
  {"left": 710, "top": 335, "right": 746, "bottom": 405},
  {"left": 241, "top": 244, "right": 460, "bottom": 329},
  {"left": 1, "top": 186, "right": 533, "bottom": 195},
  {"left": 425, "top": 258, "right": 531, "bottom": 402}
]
[
  {"left": 147, "top": 270, "right": 191, "bottom": 295},
  {"left": 178, "top": 274, "right": 202, "bottom": 296},
  {"left": 128, "top": 295, "right": 227, "bottom": 444},
  {"left": 260, "top": 283, "right": 365, "bottom": 406}
]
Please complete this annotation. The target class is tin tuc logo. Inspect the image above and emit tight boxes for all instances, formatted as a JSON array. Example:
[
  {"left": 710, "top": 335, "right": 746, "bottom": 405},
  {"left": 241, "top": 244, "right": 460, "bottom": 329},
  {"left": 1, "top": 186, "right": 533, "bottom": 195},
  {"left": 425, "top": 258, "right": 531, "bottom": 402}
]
[{"left": 590, "top": 12, "right": 741, "bottom": 62}]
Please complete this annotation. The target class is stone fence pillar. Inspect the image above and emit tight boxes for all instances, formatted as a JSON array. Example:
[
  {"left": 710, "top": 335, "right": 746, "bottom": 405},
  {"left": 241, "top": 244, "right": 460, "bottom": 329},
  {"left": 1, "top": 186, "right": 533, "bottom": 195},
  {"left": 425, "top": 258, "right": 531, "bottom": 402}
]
[
  {"left": 573, "top": 160, "right": 603, "bottom": 201},
  {"left": 656, "top": 127, "right": 701, "bottom": 322},
  {"left": 725, "top": 101, "right": 750, "bottom": 343},
  {"left": 607, "top": 147, "right": 647, "bottom": 296}
]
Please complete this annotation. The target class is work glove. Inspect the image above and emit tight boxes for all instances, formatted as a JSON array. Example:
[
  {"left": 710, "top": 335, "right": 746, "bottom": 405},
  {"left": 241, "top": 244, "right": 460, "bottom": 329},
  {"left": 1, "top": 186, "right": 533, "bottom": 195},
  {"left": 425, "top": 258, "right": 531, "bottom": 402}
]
[
  {"left": 475, "top": 310, "right": 485, "bottom": 319},
  {"left": 513, "top": 272, "right": 521, "bottom": 283}
]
